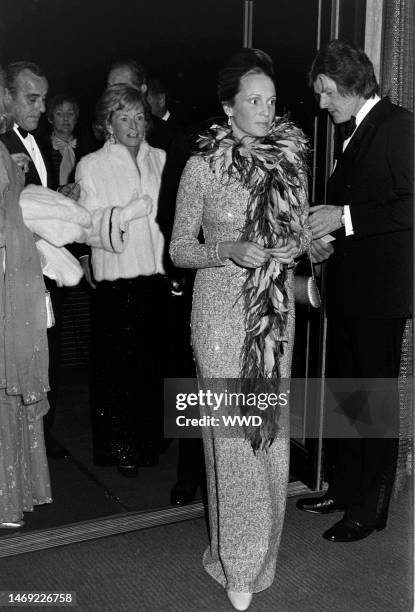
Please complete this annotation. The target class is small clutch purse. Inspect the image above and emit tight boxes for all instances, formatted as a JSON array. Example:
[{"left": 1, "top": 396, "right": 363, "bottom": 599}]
[{"left": 294, "top": 254, "right": 321, "bottom": 309}]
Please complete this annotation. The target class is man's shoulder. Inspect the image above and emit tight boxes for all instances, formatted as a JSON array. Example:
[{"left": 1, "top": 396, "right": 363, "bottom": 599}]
[{"left": 372, "top": 97, "right": 412, "bottom": 124}]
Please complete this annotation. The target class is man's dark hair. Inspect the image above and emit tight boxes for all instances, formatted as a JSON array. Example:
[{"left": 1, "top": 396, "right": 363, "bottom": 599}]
[
  {"left": 309, "top": 39, "right": 379, "bottom": 99},
  {"left": 217, "top": 48, "right": 275, "bottom": 105},
  {"left": 108, "top": 59, "right": 147, "bottom": 89},
  {"left": 6, "top": 61, "right": 46, "bottom": 92},
  {"left": 148, "top": 76, "right": 166, "bottom": 96}
]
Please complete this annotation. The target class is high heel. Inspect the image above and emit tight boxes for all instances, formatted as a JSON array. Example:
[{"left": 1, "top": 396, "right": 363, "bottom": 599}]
[
  {"left": 227, "top": 591, "right": 253, "bottom": 611},
  {"left": 0, "top": 520, "right": 24, "bottom": 529}
]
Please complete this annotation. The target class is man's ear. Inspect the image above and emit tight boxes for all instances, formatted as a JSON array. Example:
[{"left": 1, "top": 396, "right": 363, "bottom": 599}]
[
  {"left": 4, "top": 88, "right": 12, "bottom": 107},
  {"left": 141, "top": 83, "right": 148, "bottom": 95}
]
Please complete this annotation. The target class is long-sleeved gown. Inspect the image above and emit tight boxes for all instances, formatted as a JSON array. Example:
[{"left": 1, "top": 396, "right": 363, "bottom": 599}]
[{"left": 170, "top": 153, "right": 306, "bottom": 593}]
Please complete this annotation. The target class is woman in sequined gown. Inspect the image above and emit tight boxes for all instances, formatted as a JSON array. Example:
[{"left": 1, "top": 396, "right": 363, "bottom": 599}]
[
  {"left": 170, "top": 49, "right": 310, "bottom": 611},
  {"left": 0, "top": 66, "right": 51, "bottom": 527}
]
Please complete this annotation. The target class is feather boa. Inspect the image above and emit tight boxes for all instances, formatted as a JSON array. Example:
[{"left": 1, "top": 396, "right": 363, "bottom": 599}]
[{"left": 197, "top": 118, "right": 309, "bottom": 451}]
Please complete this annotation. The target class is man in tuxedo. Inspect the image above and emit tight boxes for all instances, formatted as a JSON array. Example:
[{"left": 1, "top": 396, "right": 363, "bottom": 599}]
[
  {"left": 0, "top": 61, "right": 68, "bottom": 459},
  {"left": 296, "top": 40, "right": 413, "bottom": 542},
  {"left": 0, "top": 62, "right": 54, "bottom": 188}
]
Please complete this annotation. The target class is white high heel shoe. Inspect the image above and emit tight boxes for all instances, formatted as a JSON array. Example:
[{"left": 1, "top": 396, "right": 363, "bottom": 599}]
[
  {"left": 227, "top": 591, "right": 253, "bottom": 611},
  {"left": 0, "top": 520, "right": 24, "bottom": 529}
]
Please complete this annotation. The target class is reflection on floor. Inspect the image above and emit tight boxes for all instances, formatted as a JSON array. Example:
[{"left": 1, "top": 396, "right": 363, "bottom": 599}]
[{"left": 16, "top": 366, "right": 202, "bottom": 533}]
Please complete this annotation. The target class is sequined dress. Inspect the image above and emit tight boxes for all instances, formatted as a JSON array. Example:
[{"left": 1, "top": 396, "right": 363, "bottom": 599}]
[
  {"left": 170, "top": 154, "right": 306, "bottom": 593},
  {"left": 0, "top": 143, "right": 52, "bottom": 523}
]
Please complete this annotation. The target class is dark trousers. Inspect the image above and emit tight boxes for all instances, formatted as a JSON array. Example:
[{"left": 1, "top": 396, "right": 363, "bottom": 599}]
[
  {"left": 325, "top": 317, "right": 406, "bottom": 524},
  {"left": 90, "top": 275, "right": 165, "bottom": 455},
  {"left": 165, "top": 273, "right": 205, "bottom": 490}
]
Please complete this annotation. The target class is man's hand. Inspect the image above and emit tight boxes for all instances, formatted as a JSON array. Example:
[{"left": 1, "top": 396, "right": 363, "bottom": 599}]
[
  {"left": 309, "top": 205, "right": 343, "bottom": 239},
  {"left": 11, "top": 152, "right": 31, "bottom": 174},
  {"left": 58, "top": 182, "right": 81, "bottom": 201},
  {"left": 310, "top": 238, "right": 335, "bottom": 263}
]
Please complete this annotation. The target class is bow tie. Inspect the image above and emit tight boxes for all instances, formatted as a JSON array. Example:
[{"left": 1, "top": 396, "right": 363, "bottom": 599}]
[
  {"left": 333, "top": 116, "right": 357, "bottom": 160},
  {"left": 338, "top": 115, "right": 356, "bottom": 142},
  {"left": 17, "top": 126, "right": 30, "bottom": 138}
]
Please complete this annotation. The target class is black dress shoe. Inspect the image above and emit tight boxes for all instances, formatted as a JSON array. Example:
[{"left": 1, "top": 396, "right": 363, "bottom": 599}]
[
  {"left": 170, "top": 484, "right": 198, "bottom": 506},
  {"left": 113, "top": 442, "right": 139, "bottom": 477},
  {"left": 296, "top": 495, "right": 347, "bottom": 514},
  {"left": 117, "top": 460, "right": 139, "bottom": 478},
  {"left": 322, "top": 516, "right": 386, "bottom": 542}
]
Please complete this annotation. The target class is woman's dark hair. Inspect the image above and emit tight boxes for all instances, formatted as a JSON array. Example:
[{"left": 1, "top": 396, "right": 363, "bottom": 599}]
[
  {"left": 309, "top": 39, "right": 379, "bottom": 99},
  {"left": 95, "top": 84, "right": 152, "bottom": 139},
  {"left": 217, "top": 48, "right": 275, "bottom": 105},
  {"left": 47, "top": 94, "right": 80, "bottom": 122}
]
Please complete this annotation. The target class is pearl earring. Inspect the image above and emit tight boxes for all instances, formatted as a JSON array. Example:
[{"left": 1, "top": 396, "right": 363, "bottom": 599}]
[{"left": 227, "top": 115, "right": 232, "bottom": 127}]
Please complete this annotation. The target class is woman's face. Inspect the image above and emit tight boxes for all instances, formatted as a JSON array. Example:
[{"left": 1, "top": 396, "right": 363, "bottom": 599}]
[
  {"left": 225, "top": 72, "right": 276, "bottom": 140},
  {"left": 51, "top": 102, "right": 77, "bottom": 139},
  {"left": 108, "top": 104, "right": 146, "bottom": 152}
]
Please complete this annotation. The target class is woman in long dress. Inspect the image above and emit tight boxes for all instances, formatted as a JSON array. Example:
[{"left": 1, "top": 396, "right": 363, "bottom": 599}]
[
  {"left": 170, "top": 49, "right": 311, "bottom": 610},
  {"left": 0, "top": 65, "right": 51, "bottom": 528}
]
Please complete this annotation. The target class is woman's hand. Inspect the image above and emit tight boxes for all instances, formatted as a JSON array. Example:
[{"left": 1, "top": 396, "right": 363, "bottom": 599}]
[
  {"left": 80, "top": 254, "right": 96, "bottom": 289},
  {"left": 218, "top": 241, "right": 270, "bottom": 269},
  {"left": 267, "top": 238, "right": 298, "bottom": 265}
]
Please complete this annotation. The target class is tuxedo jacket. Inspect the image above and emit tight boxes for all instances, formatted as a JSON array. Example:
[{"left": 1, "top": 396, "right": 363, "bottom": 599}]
[
  {"left": 325, "top": 97, "right": 413, "bottom": 319},
  {"left": 0, "top": 128, "right": 57, "bottom": 190},
  {"left": 149, "top": 115, "right": 191, "bottom": 275}
]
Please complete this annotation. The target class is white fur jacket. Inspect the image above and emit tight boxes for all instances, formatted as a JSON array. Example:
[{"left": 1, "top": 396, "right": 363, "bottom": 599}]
[
  {"left": 76, "top": 141, "right": 166, "bottom": 282},
  {"left": 19, "top": 185, "right": 91, "bottom": 286}
]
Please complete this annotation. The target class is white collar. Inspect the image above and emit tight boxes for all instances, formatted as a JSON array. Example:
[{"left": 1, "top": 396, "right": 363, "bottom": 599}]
[
  {"left": 13, "top": 122, "right": 32, "bottom": 141},
  {"left": 355, "top": 94, "right": 381, "bottom": 128}
]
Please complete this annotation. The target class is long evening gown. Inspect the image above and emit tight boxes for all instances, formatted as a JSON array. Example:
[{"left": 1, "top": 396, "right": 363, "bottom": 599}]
[
  {"left": 170, "top": 155, "right": 299, "bottom": 593},
  {"left": 0, "top": 142, "right": 52, "bottom": 523}
]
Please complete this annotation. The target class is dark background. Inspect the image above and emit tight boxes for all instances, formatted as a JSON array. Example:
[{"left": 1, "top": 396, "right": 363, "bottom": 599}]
[{"left": 0, "top": 0, "right": 319, "bottom": 131}]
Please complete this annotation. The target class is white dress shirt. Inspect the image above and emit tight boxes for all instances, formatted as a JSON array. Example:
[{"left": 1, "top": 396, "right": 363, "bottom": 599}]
[{"left": 13, "top": 123, "right": 47, "bottom": 187}]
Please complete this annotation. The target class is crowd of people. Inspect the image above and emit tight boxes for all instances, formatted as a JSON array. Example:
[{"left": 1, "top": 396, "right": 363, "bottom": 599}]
[{"left": 0, "top": 39, "right": 412, "bottom": 611}]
